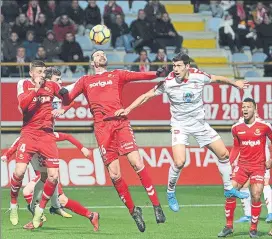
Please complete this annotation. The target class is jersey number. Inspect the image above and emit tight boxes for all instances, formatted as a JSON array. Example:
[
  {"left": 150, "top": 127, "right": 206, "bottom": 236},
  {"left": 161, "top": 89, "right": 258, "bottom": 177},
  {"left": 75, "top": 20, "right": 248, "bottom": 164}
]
[
  {"left": 100, "top": 145, "right": 106, "bottom": 155},
  {"left": 19, "top": 144, "right": 26, "bottom": 153}
]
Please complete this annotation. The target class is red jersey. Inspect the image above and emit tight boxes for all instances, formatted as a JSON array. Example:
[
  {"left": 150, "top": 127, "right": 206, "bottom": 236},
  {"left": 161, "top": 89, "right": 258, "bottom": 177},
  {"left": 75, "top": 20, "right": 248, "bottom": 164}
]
[
  {"left": 64, "top": 70, "right": 157, "bottom": 122},
  {"left": 17, "top": 79, "right": 64, "bottom": 132},
  {"left": 231, "top": 118, "right": 272, "bottom": 170}
]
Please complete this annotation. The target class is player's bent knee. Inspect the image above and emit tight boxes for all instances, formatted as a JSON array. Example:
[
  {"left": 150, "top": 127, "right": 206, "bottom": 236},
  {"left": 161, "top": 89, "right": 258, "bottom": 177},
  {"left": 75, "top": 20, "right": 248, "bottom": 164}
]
[
  {"left": 174, "top": 159, "right": 186, "bottom": 169},
  {"left": 218, "top": 149, "right": 229, "bottom": 161},
  {"left": 15, "top": 164, "right": 28, "bottom": 179},
  {"left": 58, "top": 194, "right": 68, "bottom": 206},
  {"left": 109, "top": 171, "right": 121, "bottom": 181}
]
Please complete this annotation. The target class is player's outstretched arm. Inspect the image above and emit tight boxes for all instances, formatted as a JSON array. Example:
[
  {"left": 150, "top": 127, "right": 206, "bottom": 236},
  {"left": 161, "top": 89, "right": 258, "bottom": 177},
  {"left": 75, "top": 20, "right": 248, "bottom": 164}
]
[
  {"left": 51, "top": 102, "right": 75, "bottom": 118},
  {"left": 210, "top": 75, "right": 249, "bottom": 89},
  {"left": 1, "top": 137, "right": 21, "bottom": 161},
  {"left": 115, "top": 88, "right": 157, "bottom": 116}
]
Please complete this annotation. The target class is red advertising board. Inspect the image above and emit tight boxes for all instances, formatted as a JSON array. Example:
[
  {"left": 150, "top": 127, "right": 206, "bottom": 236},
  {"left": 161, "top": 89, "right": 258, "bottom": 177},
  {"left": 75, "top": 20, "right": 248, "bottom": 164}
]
[
  {"left": 1, "top": 79, "right": 272, "bottom": 126},
  {"left": 1, "top": 147, "right": 227, "bottom": 188}
]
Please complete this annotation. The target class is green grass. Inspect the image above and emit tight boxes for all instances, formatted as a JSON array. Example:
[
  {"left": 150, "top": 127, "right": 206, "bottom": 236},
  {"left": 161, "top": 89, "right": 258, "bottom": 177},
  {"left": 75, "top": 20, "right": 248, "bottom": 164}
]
[{"left": 2, "top": 186, "right": 272, "bottom": 238}]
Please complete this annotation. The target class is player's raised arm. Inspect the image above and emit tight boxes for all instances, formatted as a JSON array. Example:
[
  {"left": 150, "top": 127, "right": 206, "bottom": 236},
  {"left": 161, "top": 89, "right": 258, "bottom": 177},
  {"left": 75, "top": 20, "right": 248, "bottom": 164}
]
[
  {"left": 229, "top": 126, "right": 240, "bottom": 164},
  {"left": 58, "top": 77, "right": 85, "bottom": 105},
  {"left": 54, "top": 132, "right": 91, "bottom": 158},
  {"left": 1, "top": 137, "right": 21, "bottom": 161},
  {"left": 119, "top": 67, "right": 167, "bottom": 83},
  {"left": 210, "top": 75, "right": 249, "bottom": 89}
]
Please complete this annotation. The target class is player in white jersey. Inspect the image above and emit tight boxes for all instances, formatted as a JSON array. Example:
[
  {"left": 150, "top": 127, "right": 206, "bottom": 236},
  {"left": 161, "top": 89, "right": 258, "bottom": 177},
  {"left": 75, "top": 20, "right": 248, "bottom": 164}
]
[{"left": 115, "top": 53, "right": 250, "bottom": 211}]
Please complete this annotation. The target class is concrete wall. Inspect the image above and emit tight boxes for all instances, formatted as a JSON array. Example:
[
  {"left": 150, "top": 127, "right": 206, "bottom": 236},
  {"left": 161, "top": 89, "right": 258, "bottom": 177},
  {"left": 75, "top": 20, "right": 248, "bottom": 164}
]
[{"left": 1, "top": 132, "right": 233, "bottom": 149}]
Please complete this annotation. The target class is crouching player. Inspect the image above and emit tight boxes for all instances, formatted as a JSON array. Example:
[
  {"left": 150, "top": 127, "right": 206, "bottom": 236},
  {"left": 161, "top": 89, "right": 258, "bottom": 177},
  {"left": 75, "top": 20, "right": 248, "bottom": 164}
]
[{"left": 218, "top": 98, "right": 272, "bottom": 238}]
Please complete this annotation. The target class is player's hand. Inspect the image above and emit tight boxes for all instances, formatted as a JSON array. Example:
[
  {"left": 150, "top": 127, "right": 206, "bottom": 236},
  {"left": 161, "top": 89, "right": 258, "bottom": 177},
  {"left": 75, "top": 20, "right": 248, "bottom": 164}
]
[
  {"left": 266, "top": 160, "right": 272, "bottom": 169},
  {"left": 51, "top": 109, "right": 65, "bottom": 118},
  {"left": 81, "top": 147, "right": 92, "bottom": 158},
  {"left": 114, "top": 108, "right": 131, "bottom": 116},
  {"left": 34, "top": 78, "right": 44, "bottom": 92},
  {"left": 235, "top": 80, "right": 249, "bottom": 90},
  {"left": 156, "top": 67, "right": 167, "bottom": 77},
  {"left": 1, "top": 155, "right": 7, "bottom": 162}
]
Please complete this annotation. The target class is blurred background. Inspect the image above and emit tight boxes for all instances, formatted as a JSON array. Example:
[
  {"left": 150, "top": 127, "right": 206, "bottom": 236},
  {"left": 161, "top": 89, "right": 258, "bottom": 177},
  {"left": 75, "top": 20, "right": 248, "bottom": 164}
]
[{"left": 1, "top": 0, "right": 272, "bottom": 187}]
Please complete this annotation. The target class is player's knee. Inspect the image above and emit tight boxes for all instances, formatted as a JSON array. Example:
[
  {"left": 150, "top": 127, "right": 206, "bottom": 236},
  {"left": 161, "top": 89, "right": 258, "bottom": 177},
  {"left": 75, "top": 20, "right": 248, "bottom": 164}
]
[
  {"left": 251, "top": 190, "right": 262, "bottom": 202},
  {"left": 58, "top": 194, "right": 68, "bottom": 206},
  {"left": 15, "top": 166, "right": 27, "bottom": 179},
  {"left": 109, "top": 171, "right": 121, "bottom": 181},
  {"left": 218, "top": 149, "right": 229, "bottom": 161},
  {"left": 47, "top": 168, "right": 59, "bottom": 183},
  {"left": 22, "top": 187, "right": 29, "bottom": 196},
  {"left": 174, "top": 159, "right": 186, "bottom": 169}
]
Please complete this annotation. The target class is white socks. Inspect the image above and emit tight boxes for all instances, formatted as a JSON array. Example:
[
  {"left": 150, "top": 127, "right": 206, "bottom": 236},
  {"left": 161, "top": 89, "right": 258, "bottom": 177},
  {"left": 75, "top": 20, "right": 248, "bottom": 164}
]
[
  {"left": 264, "top": 185, "right": 272, "bottom": 214},
  {"left": 240, "top": 187, "right": 251, "bottom": 216},
  {"left": 30, "top": 179, "right": 44, "bottom": 211},
  {"left": 217, "top": 159, "right": 233, "bottom": 190},
  {"left": 50, "top": 184, "right": 61, "bottom": 208},
  {"left": 167, "top": 165, "right": 182, "bottom": 193}
]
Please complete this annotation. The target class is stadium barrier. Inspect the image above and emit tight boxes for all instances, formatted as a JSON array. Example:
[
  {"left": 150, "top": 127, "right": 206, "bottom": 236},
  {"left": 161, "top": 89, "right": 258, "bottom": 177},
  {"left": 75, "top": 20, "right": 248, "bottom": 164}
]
[{"left": 4, "top": 146, "right": 272, "bottom": 188}]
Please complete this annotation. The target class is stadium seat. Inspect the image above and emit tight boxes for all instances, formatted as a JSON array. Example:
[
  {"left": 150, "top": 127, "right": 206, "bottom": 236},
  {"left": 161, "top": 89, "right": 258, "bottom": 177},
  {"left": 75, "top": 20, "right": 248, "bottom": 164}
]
[
  {"left": 125, "top": 16, "right": 136, "bottom": 27},
  {"left": 106, "top": 53, "right": 122, "bottom": 70},
  {"left": 231, "top": 53, "right": 251, "bottom": 68},
  {"left": 124, "top": 53, "right": 138, "bottom": 63},
  {"left": 96, "top": 1, "right": 107, "bottom": 15},
  {"left": 244, "top": 70, "right": 260, "bottom": 78},
  {"left": 116, "top": 1, "right": 130, "bottom": 14},
  {"left": 168, "top": 53, "right": 175, "bottom": 61},
  {"left": 83, "top": 50, "right": 93, "bottom": 58},
  {"left": 75, "top": 35, "right": 93, "bottom": 51},
  {"left": 93, "top": 40, "right": 113, "bottom": 50},
  {"left": 131, "top": 1, "right": 147, "bottom": 13},
  {"left": 166, "top": 46, "right": 176, "bottom": 53},
  {"left": 252, "top": 52, "right": 267, "bottom": 68},
  {"left": 149, "top": 53, "right": 156, "bottom": 61},
  {"left": 207, "top": 17, "right": 223, "bottom": 32},
  {"left": 79, "top": 0, "right": 88, "bottom": 10}
]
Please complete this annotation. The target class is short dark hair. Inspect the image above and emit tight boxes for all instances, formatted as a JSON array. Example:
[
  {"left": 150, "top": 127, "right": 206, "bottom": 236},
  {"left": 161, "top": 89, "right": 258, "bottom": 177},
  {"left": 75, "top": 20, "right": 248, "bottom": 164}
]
[
  {"left": 91, "top": 50, "right": 105, "bottom": 61},
  {"left": 243, "top": 97, "right": 256, "bottom": 108},
  {"left": 172, "top": 53, "right": 190, "bottom": 65},
  {"left": 30, "top": 60, "right": 46, "bottom": 70},
  {"left": 44, "top": 67, "right": 61, "bottom": 79}
]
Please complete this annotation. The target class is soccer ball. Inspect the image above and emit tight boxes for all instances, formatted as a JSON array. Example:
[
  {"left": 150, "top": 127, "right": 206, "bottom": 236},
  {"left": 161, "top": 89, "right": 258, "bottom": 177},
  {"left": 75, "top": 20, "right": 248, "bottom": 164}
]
[{"left": 89, "top": 25, "right": 111, "bottom": 45}]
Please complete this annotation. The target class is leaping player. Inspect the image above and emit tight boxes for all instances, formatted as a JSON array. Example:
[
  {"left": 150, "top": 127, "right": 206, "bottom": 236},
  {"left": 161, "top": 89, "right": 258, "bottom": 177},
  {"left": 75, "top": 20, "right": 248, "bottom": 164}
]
[{"left": 115, "top": 53, "right": 250, "bottom": 213}]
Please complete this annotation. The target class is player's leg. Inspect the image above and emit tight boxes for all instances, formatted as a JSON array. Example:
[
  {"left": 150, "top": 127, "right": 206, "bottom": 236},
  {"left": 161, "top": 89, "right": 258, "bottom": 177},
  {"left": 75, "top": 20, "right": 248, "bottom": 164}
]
[
  {"left": 118, "top": 121, "right": 165, "bottom": 223},
  {"left": 167, "top": 127, "right": 188, "bottom": 212},
  {"left": 22, "top": 180, "right": 36, "bottom": 205},
  {"left": 236, "top": 179, "right": 252, "bottom": 223},
  {"left": 265, "top": 145, "right": 272, "bottom": 223},
  {"left": 218, "top": 168, "right": 246, "bottom": 238},
  {"left": 249, "top": 179, "right": 264, "bottom": 238},
  {"left": 58, "top": 190, "right": 99, "bottom": 231}
]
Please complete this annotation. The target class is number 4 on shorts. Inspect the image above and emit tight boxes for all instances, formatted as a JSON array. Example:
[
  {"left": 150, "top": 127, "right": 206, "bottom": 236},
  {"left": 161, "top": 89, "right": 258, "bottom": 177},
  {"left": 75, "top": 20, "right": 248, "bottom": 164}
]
[{"left": 19, "top": 143, "right": 26, "bottom": 152}]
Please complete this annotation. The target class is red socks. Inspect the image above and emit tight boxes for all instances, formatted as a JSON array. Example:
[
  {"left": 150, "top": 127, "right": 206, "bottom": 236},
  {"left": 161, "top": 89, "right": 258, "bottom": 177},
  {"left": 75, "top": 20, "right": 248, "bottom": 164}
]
[
  {"left": 137, "top": 166, "right": 160, "bottom": 206},
  {"left": 24, "top": 194, "right": 33, "bottom": 204},
  {"left": 225, "top": 198, "right": 236, "bottom": 228},
  {"left": 250, "top": 201, "right": 262, "bottom": 231},
  {"left": 64, "top": 199, "right": 92, "bottom": 218},
  {"left": 113, "top": 177, "right": 135, "bottom": 214},
  {"left": 10, "top": 173, "right": 23, "bottom": 204},
  {"left": 39, "top": 179, "right": 57, "bottom": 209}
]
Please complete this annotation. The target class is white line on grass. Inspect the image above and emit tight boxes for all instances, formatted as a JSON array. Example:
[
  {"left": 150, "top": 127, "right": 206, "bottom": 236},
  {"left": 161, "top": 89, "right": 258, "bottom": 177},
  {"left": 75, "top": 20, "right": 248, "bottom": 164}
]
[{"left": 1, "top": 203, "right": 244, "bottom": 210}]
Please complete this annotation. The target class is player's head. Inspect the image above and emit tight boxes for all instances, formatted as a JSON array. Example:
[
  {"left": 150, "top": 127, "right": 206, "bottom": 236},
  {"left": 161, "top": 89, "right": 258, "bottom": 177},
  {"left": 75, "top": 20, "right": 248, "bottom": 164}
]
[
  {"left": 242, "top": 97, "right": 257, "bottom": 122},
  {"left": 44, "top": 67, "right": 62, "bottom": 84},
  {"left": 29, "top": 60, "right": 46, "bottom": 83},
  {"left": 172, "top": 53, "right": 190, "bottom": 79},
  {"left": 90, "top": 50, "right": 107, "bottom": 69}
]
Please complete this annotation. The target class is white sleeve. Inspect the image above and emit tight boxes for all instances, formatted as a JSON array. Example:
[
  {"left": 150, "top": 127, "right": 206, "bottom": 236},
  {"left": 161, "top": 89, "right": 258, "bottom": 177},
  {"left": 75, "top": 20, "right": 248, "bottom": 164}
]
[
  {"left": 154, "top": 81, "right": 165, "bottom": 95},
  {"left": 65, "top": 83, "right": 76, "bottom": 92},
  {"left": 17, "top": 79, "right": 26, "bottom": 96}
]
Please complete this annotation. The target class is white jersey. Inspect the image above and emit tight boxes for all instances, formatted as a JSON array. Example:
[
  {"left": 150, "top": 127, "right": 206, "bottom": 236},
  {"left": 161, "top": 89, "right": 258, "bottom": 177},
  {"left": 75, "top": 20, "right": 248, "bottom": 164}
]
[
  {"left": 52, "top": 83, "right": 75, "bottom": 109},
  {"left": 154, "top": 68, "right": 212, "bottom": 126}
]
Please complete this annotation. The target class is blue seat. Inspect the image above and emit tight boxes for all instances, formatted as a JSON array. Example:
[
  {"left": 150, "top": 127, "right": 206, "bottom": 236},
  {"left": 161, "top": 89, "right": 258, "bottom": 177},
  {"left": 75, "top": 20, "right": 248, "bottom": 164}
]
[
  {"left": 79, "top": 0, "right": 88, "bottom": 10},
  {"left": 96, "top": 1, "right": 107, "bottom": 15},
  {"left": 116, "top": 1, "right": 130, "bottom": 14},
  {"left": 232, "top": 53, "right": 251, "bottom": 68},
  {"left": 93, "top": 40, "right": 112, "bottom": 50},
  {"left": 75, "top": 35, "right": 93, "bottom": 51},
  {"left": 149, "top": 53, "right": 156, "bottom": 61},
  {"left": 131, "top": 1, "right": 146, "bottom": 13},
  {"left": 207, "top": 17, "right": 223, "bottom": 32},
  {"left": 83, "top": 50, "right": 93, "bottom": 58},
  {"left": 106, "top": 53, "right": 121, "bottom": 70},
  {"left": 244, "top": 70, "right": 260, "bottom": 78},
  {"left": 252, "top": 52, "right": 267, "bottom": 68},
  {"left": 124, "top": 53, "right": 138, "bottom": 63}
]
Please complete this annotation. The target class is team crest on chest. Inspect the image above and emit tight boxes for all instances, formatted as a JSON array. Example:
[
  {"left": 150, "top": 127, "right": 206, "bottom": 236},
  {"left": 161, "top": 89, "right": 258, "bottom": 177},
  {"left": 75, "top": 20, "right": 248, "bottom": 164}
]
[
  {"left": 254, "top": 128, "right": 261, "bottom": 136},
  {"left": 183, "top": 92, "right": 194, "bottom": 103}
]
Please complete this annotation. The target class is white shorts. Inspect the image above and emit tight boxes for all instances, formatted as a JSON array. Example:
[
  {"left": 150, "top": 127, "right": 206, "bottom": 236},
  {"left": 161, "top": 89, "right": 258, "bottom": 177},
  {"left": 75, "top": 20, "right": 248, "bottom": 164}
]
[
  {"left": 30, "top": 154, "right": 47, "bottom": 173},
  {"left": 171, "top": 120, "right": 221, "bottom": 148}
]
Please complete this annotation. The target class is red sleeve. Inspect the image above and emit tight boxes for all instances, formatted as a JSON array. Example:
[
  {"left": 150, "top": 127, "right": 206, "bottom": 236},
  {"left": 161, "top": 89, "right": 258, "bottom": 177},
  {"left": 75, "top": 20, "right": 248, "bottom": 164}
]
[
  {"left": 230, "top": 126, "right": 240, "bottom": 164},
  {"left": 62, "top": 77, "right": 85, "bottom": 105},
  {"left": 4, "top": 137, "right": 20, "bottom": 160},
  {"left": 55, "top": 132, "right": 84, "bottom": 150},
  {"left": 17, "top": 80, "right": 38, "bottom": 111},
  {"left": 267, "top": 124, "right": 272, "bottom": 142},
  {"left": 118, "top": 70, "right": 157, "bottom": 83}
]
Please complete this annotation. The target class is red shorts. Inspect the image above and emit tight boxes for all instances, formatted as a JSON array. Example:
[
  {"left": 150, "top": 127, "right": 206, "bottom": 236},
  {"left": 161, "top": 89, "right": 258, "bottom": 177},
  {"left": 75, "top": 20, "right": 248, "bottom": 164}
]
[
  {"left": 232, "top": 165, "right": 265, "bottom": 185},
  {"left": 94, "top": 119, "right": 138, "bottom": 166},
  {"left": 16, "top": 130, "right": 59, "bottom": 168}
]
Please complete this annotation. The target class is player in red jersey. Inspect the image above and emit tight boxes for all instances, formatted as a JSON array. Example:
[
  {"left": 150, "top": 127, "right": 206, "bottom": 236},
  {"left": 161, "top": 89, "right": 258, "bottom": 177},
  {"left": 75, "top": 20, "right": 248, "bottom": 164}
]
[
  {"left": 218, "top": 98, "right": 272, "bottom": 238},
  {"left": 2, "top": 131, "right": 99, "bottom": 231},
  {"left": 59, "top": 50, "right": 167, "bottom": 232},
  {"left": 9, "top": 60, "right": 72, "bottom": 228}
]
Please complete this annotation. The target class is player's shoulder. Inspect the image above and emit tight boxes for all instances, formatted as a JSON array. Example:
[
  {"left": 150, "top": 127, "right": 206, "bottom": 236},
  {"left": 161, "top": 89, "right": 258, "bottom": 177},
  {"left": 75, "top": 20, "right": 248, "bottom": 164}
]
[
  {"left": 17, "top": 78, "right": 31, "bottom": 86},
  {"left": 164, "top": 71, "right": 175, "bottom": 81},
  {"left": 255, "top": 118, "right": 272, "bottom": 130},
  {"left": 189, "top": 68, "right": 210, "bottom": 78},
  {"left": 232, "top": 120, "right": 244, "bottom": 131}
]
